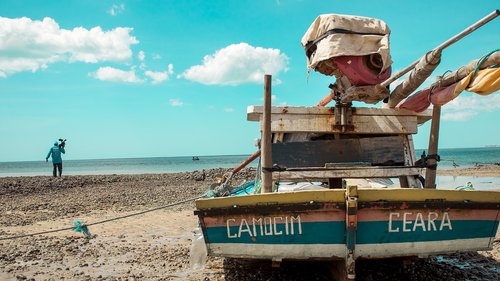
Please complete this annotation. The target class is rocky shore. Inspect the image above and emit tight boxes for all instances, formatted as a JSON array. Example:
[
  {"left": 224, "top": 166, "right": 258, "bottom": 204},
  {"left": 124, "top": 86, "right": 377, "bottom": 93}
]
[{"left": 0, "top": 167, "right": 499, "bottom": 280}]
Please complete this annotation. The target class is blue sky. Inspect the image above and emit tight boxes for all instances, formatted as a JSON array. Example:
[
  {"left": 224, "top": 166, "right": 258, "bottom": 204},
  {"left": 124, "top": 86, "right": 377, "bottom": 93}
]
[{"left": 0, "top": 0, "right": 499, "bottom": 161}]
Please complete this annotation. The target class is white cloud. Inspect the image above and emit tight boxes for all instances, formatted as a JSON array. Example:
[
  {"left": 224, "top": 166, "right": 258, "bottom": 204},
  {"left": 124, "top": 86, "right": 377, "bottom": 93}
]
[
  {"left": 0, "top": 16, "right": 138, "bottom": 77},
  {"left": 224, "top": 108, "right": 235, "bottom": 112},
  {"left": 145, "top": 70, "right": 167, "bottom": 84},
  {"left": 169, "top": 99, "right": 184, "bottom": 107},
  {"left": 442, "top": 93, "right": 500, "bottom": 121},
  {"left": 180, "top": 42, "right": 289, "bottom": 86},
  {"left": 442, "top": 111, "right": 477, "bottom": 121},
  {"left": 108, "top": 3, "right": 125, "bottom": 16},
  {"left": 152, "top": 53, "right": 161, "bottom": 60},
  {"left": 138, "top": 50, "right": 145, "bottom": 61},
  {"left": 91, "top": 66, "right": 143, "bottom": 83},
  {"left": 144, "top": 64, "right": 174, "bottom": 84},
  {"left": 138, "top": 51, "right": 146, "bottom": 69}
]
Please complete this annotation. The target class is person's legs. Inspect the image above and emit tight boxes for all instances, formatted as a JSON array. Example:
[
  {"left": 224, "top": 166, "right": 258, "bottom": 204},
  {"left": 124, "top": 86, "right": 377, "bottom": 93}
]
[
  {"left": 52, "top": 164, "right": 57, "bottom": 177},
  {"left": 57, "top": 163, "right": 63, "bottom": 177}
]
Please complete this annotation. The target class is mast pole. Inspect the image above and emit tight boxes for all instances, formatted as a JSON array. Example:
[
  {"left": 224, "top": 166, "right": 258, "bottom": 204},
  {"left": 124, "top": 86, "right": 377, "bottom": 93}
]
[
  {"left": 424, "top": 105, "right": 441, "bottom": 188},
  {"left": 261, "top": 74, "right": 273, "bottom": 193},
  {"left": 382, "top": 9, "right": 499, "bottom": 89}
]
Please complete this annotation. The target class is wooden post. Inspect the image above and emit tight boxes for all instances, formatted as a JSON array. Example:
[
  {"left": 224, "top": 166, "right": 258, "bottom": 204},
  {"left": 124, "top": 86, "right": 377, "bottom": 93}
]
[
  {"left": 424, "top": 105, "right": 441, "bottom": 188},
  {"left": 261, "top": 74, "right": 273, "bottom": 193},
  {"left": 382, "top": 10, "right": 499, "bottom": 89}
]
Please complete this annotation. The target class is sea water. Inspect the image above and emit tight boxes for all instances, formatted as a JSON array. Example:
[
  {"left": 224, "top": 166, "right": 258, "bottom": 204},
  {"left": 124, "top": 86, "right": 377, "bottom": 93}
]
[
  {"left": 415, "top": 147, "right": 500, "bottom": 169},
  {"left": 0, "top": 155, "right": 257, "bottom": 177},
  {"left": 0, "top": 148, "right": 499, "bottom": 189}
]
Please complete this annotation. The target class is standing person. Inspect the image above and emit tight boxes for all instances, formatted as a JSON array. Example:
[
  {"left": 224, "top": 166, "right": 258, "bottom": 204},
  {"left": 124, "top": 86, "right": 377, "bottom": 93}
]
[{"left": 46, "top": 141, "right": 65, "bottom": 177}]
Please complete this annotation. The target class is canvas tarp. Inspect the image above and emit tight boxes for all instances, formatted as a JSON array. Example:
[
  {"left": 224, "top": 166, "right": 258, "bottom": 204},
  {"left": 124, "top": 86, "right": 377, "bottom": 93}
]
[{"left": 301, "top": 14, "right": 392, "bottom": 75}]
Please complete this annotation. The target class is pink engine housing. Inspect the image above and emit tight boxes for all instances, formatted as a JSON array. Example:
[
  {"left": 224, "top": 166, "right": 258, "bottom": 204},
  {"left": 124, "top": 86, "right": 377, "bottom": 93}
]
[{"left": 332, "top": 55, "right": 391, "bottom": 86}]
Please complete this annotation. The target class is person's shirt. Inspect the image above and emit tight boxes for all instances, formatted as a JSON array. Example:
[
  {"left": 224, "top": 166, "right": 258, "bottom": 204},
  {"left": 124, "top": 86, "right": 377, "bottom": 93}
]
[{"left": 46, "top": 145, "right": 65, "bottom": 164}]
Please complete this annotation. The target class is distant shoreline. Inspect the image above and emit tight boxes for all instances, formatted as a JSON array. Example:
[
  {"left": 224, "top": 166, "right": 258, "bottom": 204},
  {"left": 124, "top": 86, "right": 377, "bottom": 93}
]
[
  {"left": 437, "top": 163, "right": 500, "bottom": 177},
  {"left": 1, "top": 164, "right": 499, "bottom": 178},
  {"left": 2, "top": 146, "right": 500, "bottom": 163},
  {"left": 0, "top": 154, "right": 255, "bottom": 163}
]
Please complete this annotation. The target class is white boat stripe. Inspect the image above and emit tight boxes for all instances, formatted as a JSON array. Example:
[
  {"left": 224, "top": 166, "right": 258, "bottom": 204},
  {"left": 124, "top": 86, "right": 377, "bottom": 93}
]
[{"left": 207, "top": 238, "right": 492, "bottom": 259}]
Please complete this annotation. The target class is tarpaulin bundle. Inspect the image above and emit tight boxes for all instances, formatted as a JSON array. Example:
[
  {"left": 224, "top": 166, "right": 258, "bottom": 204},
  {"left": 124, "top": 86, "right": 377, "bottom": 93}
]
[
  {"left": 301, "top": 14, "right": 392, "bottom": 76},
  {"left": 397, "top": 50, "right": 500, "bottom": 112}
]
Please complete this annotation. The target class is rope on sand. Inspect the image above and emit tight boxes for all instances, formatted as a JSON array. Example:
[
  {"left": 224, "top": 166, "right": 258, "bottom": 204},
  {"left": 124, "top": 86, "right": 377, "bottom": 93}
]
[{"left": 0, "top": 194, "right": 205, "bottom": 241}]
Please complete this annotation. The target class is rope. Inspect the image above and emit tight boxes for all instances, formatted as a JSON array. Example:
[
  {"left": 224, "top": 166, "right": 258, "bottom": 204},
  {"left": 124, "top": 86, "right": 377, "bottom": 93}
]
[
  {"left": 0, "top": 194, "right": 205, "bottom": 241},
  {"left": 470, "top": 49, "right": 499, "bottom": 81},
  {"left": 455, "top": 182, "right": 474, "bottom": 191}
]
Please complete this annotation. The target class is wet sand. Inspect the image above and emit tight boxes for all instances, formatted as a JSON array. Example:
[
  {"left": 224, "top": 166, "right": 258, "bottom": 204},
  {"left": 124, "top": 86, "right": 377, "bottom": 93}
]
[
  {"left": 438, "top": 163, "right": 500, "bottom": 177},
  {"left": 0, "top": 166, "right": 499, "bottom": 280}
]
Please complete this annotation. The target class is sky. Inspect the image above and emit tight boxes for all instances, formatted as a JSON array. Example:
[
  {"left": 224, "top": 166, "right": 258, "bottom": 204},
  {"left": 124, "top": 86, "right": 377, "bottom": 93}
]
[{"left": 0, "top": 0, "right": 499, "bottom": 162}]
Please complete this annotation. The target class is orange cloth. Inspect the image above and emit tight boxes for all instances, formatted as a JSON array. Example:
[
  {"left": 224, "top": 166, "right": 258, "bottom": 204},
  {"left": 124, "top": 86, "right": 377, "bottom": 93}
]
[
  {"left": 455, "top": 67, "right": 500, "bottom": 95},
  {"left": 430, "top": 67, "right": 499, "bottom": 105},
  {"left": 397, "top": 67, "right": 499, "bottom": 112}
]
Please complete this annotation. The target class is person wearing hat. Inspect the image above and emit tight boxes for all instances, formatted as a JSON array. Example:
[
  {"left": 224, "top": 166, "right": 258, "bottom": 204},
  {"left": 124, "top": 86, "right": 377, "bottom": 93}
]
[{"left": 46, "top": 141, "right": 66, "bottom": 177}]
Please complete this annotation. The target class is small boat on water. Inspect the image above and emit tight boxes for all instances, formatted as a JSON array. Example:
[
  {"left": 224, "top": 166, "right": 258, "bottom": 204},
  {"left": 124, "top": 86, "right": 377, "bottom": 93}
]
[
  {"left": 195, "top": 11, "right": 500, "bottom": 281},
  {"left": 192, "top": 156, "right": 200, "bottom": 161}
]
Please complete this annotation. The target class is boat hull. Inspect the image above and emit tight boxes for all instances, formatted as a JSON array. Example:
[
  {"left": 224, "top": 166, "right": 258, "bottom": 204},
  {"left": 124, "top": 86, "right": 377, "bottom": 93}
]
[{"left": 195, "top": 189, "right": 500, "bottom": 260}]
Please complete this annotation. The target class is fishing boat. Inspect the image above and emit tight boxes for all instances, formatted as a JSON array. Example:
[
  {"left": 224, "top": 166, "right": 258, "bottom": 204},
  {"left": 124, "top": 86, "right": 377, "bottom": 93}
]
[{"left": 195, "top": 11, "right": 500, "bottom": 281}]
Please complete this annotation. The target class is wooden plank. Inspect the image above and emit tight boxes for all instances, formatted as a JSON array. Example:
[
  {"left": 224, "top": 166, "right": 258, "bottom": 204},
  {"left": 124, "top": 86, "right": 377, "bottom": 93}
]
[
  {"left": 195, "top": 188, "right": 500, "bottom": 209},
  {"left": 425, "top": 105, "right": 441, "bottom": 189},
  {"left": 357, "top": 188, "right": 500, "bottom": 203},
  {"left": 261, "top": 75, "right": 273, "bottom": 193},
  {"left": 195, "top": 189, "right": 346, "bottom": 209},
  {"left": 247, "top": 106, "right": 334, "bottom": 121},
  {"left": 273, "top": 133, "right": 284, "bottom": 143},
  {"left": 272, "top": 167, "right": 421, "bottom": 180},
  {"left": 402, "top": 135, "right": 421, "bottom": 188},
  {"left": 272, "top": 136, "right": 405, "bottom": 168},
  {"left": 247, "top": 106, "right": 432, "bottom": 124},
  {"left": 266, "top": 114, "right": 417, "bottom": 134}
]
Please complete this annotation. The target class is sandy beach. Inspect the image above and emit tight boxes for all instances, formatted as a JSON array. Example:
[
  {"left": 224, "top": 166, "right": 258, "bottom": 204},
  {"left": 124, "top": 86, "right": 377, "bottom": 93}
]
[
  {"left": 1, "top": 166, "right": 499, "bottom": 280},
  {"left": 437, "top": 164, "right": 500, "bottom": 177}
]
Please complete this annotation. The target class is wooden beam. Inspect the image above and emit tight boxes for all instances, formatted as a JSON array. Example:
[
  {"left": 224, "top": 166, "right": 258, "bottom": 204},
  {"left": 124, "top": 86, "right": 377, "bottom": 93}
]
[
  {"left": 400, "top": 135, "right": 421, "bottom": 188},
  {"left": 425, "top": 105, "right": 441, "bottom": 188},
  {"left": 248, "top": 106, "right": 430, "bottom": 134},
  {"left": 247, "top": 106, "right": 432, "bottom": 124},
  {"left": 265, "top": 114, "right": 418, "bottom": 134},
  {"left": 261, "top": 75, "right": 273, "bottom": 193},
  {"left": 272, "top": 167, "right": 421, "bottom": 181}
]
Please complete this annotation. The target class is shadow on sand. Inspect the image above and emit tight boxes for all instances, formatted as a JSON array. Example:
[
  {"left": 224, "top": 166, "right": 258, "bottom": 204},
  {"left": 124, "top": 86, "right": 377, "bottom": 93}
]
[{"left": 222, "top": 251, "right": 500, "bottom": 281}]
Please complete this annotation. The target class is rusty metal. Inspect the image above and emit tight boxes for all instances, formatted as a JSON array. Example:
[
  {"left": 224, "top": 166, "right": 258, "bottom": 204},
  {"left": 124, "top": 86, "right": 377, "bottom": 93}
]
[
  {"left": 333, "top": 104, "right": 354, "bottom": 132},
  {"left": 194, "top": 202, "right": 345, "bottom": 217}
]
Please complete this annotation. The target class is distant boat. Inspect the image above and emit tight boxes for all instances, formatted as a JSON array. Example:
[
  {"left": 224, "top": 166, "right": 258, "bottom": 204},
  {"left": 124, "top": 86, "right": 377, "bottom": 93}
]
[{"left": 192, "top": 156, "right": 200, "bottom": 161}]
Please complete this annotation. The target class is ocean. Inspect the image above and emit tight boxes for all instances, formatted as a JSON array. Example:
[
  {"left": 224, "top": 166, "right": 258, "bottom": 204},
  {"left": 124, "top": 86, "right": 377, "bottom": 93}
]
[
  {"left": 0, "top": 155, "right": 256, "bottom": 177},
  {"left": 414, "top": 147, "right": 500, "bottom": 169},
  {"left": 1, "top": 148, "right": 499, "bottom": 186}
]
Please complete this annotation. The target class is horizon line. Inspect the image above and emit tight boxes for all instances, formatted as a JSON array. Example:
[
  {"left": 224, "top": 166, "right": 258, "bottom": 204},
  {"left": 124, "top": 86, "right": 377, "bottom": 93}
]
[{"left": 1, "top": 146, "right": 499, "bottom": 163}]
